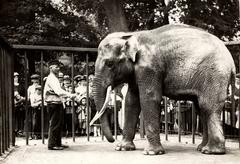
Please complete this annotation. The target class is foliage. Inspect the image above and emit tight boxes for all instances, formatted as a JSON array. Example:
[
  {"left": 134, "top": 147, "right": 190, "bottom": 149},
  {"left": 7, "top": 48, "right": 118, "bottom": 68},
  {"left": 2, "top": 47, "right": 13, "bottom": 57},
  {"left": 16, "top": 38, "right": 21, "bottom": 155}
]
[
  {"left": 176, "top": 0, "right": 240, "bottom": 40},
  {"left": 0, "top": 0, "right": 99, "bottom": 46},
  {"left": 0, "top": 0, "right": 239, "bottom": 46}
]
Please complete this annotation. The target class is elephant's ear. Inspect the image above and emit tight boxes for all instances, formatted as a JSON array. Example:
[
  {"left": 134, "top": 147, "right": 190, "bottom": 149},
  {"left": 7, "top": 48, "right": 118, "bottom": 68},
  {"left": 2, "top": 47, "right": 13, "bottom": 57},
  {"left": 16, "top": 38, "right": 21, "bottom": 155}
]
[{"left": 124, "top": 36, "right": 139, "bottom": 63}]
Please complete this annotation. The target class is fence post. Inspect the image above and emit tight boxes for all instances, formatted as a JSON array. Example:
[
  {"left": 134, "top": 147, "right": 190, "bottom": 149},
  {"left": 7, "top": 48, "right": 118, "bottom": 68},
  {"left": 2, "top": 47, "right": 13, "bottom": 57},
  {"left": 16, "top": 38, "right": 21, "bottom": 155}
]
[
  {"left": 24, "top": 51, "right": 29, "bottom": 145},
  {"left": 86, "top": 53, "right": 90, "bottom": 141},
  {"left": 71, "top": 53, "right": 76, "bottom": 142},
  {"left": 164, "top": 97, "right": 168, "bottom": 141},
  {"left": 192, "top": 102, "right": 196, "bottom": 144},
  {"left": 40, "top": 51, "right": 45, "bottom": 144},
  {"left": 178, "top": 101, "right": 181, "bottom": 142}
]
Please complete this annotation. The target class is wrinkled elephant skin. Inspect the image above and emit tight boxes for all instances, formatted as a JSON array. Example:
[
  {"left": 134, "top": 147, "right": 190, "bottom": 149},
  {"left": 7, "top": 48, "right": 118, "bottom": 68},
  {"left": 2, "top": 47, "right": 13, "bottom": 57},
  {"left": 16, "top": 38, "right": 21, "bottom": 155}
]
[{"left": 93, "top": 24, "right": 236, "bottom": 155}]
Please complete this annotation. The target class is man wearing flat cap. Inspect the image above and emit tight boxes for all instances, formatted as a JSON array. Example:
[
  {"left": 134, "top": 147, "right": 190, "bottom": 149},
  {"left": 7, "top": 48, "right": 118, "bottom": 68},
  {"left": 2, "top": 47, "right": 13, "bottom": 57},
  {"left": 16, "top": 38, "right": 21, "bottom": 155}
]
[
  {"left": 44, "top": 60, "right": 76, "bottom": 150},
  {"left": 28, "top": 74, "right": 40, "bottom": 102}
]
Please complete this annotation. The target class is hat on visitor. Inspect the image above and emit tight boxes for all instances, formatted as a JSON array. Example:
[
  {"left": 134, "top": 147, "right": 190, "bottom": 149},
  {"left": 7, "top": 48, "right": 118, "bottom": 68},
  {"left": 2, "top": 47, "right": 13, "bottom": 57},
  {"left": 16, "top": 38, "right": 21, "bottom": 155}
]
[
  {"left": 35, "top": 85, "right": 41, "bottom": 90},
  {"left": 236, "top": 73, "right": 240, "bottom": 79},
  {"left": 48, "top": 60, "right": 63, "bottom": 67},
  {"left": 63, "top": 75, "right": 70, "bottom": 80},
  {"left": 30, "top": 74, "right": 40, "bottom": 79},
  {"left": 74, "top": 75, "right": 83, "bottom": 82},
  {"left": 14, "top": 72, "right": 19, "bottom": 76},
  {"left": 58, "top": 72, "right": 64, "bottom": 78}
]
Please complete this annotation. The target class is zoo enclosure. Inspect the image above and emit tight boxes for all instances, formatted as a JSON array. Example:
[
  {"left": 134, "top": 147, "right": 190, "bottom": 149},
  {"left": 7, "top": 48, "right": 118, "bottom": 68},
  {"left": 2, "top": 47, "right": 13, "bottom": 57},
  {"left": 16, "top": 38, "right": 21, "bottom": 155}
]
[{"left": 1, "top": 39, "right": 240, "bottom": 157}]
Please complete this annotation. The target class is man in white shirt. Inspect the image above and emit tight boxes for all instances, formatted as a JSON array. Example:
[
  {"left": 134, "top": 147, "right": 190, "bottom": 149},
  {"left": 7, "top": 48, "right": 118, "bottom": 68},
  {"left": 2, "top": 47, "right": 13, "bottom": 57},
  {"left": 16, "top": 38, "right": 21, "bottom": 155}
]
[{"left": 44, "top": 60, "right": 76, "bottom": 150}]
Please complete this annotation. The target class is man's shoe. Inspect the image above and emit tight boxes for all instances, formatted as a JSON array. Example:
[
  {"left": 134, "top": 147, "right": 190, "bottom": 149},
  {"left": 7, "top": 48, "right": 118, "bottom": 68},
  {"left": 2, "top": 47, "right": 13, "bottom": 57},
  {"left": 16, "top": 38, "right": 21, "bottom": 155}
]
[
  {"left": 48, "top": 146, "right": 64, "bottom": 150},
  {"left": 61, "top": 144, "right": 69, "bottom": 149}
]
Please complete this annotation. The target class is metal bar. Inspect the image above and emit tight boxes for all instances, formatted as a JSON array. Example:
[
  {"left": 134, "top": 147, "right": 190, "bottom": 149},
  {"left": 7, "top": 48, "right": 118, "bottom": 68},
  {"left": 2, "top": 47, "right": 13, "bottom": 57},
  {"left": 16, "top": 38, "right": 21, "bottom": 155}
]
[
  {"left": 71, "top": 53, "right": 75, "bottom": 142},
  {"left": 164, "top": 97, "right": 168, "bottom": 141},
  {"left": 239, "top": 53, "right": 240, "bottom": 149},
  {"left": 24, "top": 51, "right": 29, "bottom": 145},
  {"left": 3, "top": 49, "right": 7, "bottom": 152},
  {"left": 0, "top": 47, "right": 2, "bottom": 155},
  {"left": 192, "top": 102, "right": 195, "bottom": 144},
  {"left": 9, "top": 50, "right": 15, "bottom": 146},
  {"left": 114, "top": 90, "right": 117, "bottom": 140},
  {"left": 12, "top": 45, "right": 97, "bottom": 52},
  {"left": 178, "top": 101, "right": 181, "bottom": 142},
  {"left": 40, "top": 52, "right": 45, "bottom": 144},
  {"left": 6, "top": 50, "right": 10, "bottom": 149},
  {"left": 86, "top": 54, "right": 90, "bottom": 141}
]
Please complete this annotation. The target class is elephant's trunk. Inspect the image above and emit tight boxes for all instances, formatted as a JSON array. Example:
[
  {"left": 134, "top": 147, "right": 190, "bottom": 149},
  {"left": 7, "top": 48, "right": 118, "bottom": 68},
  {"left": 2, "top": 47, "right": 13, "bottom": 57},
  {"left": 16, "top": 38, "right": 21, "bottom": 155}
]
[{"left": 92, "top": 74, "right": 115, "bottom": 142}]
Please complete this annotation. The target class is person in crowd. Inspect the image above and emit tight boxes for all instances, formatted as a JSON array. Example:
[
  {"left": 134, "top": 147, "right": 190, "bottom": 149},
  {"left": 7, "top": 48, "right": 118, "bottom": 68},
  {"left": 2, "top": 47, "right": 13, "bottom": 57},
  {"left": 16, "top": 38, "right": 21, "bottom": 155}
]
[
  {"left": 30, "top": 85, "right": 42, "bottom": 139},
  {"left": 76, "top": 97, "right": 88, "bottom": 136},
  {"left": 64, "top": 85, "right": 78, "bottom": 137},
  {"left": 14, "top": 90, "right": 25, "bottom": 136},
  {"left": 63, "top": 75, "right": 71, "bottom": 90},
  {"left": 14, "top": 72, "right": 20, "bottom": 91},
  {"left": 27, "top": 74, "right": 40, "bottom": 139},
  {"left": 28, "top": 74, "right": 40, "bottom": 101},
  {"left": 75, "top": 75, "right": 87, "bottom": 97},
  {"left": 44, "top": 60, "right": 76, "bottom": 150},
  {"left": 106, "top": 89, "right": 122, "bottom": 135},
  {"left": 58, "top": 72, "right": 64, "bottom": 88},
  {"left": 14, "top": 72, "right": 25, "bottom": 136}
]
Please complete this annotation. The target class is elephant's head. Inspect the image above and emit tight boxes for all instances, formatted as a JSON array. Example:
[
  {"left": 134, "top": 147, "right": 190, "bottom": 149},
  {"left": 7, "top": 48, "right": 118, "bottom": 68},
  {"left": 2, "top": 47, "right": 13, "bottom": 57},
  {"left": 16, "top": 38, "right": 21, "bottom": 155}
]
[{"left": 92, "top": 33, "right": 140, "bottom": 142}]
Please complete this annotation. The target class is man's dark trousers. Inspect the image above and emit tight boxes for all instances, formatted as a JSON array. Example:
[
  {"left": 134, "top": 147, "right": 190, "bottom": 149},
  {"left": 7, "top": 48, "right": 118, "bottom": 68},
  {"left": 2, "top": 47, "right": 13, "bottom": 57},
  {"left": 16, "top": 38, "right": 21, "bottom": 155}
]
[{"left": 47, "top": 103, "right": 64, "bottom": 148}]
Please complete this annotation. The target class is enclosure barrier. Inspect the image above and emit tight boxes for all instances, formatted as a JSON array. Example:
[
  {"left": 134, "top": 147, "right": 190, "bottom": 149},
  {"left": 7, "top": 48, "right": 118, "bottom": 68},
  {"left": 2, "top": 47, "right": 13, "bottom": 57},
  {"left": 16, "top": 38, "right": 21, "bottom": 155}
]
[
  {"left": 0, "top": 37, "right": 14, "bottom": 156},
  {"left": 8, "top": 41, "right": 240, "bottom": 150}
]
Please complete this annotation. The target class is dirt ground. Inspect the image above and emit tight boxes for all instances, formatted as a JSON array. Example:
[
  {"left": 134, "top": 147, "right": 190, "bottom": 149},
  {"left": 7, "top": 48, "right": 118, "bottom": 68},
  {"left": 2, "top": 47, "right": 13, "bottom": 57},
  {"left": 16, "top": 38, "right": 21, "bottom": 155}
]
[{"left": 1, "top": 134, "right": 240, "bottom": 164}]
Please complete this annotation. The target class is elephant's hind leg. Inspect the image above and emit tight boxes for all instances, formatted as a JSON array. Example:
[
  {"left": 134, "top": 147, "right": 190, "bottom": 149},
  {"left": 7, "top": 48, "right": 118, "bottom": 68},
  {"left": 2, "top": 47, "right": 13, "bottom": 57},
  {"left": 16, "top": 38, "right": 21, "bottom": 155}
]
[
  {"left": 198, "top": 97, "right": 226, "bottom": 154},
  {"left": 197, "top": 111, "right": 208, "bottom": 151}
]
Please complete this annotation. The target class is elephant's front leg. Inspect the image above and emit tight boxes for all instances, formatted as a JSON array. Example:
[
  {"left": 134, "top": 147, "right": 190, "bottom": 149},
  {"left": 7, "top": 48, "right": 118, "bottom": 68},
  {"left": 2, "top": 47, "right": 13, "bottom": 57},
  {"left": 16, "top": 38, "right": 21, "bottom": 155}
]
[
  {"left": 138, "top": 79, "right": 165, "bottom": 155},
  {"left": 115, "top": 84, "right": 141, "bottom": 151}
]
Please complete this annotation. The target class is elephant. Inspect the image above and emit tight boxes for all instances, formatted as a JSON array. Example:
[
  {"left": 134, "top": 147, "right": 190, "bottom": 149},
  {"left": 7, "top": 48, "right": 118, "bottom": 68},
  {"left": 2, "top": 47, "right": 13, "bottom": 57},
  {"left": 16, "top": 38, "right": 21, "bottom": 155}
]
[{"left": 92, "top": 24, "right": 236, "bottom": 155}]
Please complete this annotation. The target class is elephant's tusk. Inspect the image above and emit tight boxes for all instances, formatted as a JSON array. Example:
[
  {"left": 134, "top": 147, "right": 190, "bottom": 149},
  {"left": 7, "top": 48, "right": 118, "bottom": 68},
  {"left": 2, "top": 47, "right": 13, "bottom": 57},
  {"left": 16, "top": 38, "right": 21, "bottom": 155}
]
[{"left": 90, "top": 86, "right": 112, "bottom": 126}]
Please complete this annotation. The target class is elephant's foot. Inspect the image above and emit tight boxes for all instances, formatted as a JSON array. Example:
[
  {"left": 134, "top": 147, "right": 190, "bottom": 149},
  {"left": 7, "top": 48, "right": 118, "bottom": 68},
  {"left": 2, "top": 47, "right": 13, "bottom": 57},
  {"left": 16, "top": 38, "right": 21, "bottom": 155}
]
[
  {"left": 143, "top": 144, "right": 165, "bottom": 155},
  {"left": 115, "top": 141, "right": 136, "bottom": 151},
  {"left": 201, "top": 144, "right": 226, "bottom": 155},
  {"left": 197, "top": 142, "right": 207, "bottom": 151}
]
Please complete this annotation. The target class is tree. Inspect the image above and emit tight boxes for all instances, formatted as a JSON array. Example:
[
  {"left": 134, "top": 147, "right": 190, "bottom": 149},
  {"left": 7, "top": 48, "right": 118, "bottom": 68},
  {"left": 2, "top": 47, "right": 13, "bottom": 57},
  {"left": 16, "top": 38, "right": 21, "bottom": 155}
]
[
  {"left": 176, "top": 0, "right": 240, "bottom": 40},
  {"left": 0, "top": 0, "right": 99, "bottom": 46}
]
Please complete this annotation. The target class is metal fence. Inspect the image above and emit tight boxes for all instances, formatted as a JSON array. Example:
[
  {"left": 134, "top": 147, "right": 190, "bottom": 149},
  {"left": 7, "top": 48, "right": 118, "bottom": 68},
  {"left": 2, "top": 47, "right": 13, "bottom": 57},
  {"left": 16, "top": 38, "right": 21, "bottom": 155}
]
[
  {"left": 0, "top": 41, "right": 239, "bottom": 155},
  {"left": 0, "top": 37, "right": 14, "bottom": 156},
  {"left": 12, "top": 45, "right": 99, "bottom": 144}
]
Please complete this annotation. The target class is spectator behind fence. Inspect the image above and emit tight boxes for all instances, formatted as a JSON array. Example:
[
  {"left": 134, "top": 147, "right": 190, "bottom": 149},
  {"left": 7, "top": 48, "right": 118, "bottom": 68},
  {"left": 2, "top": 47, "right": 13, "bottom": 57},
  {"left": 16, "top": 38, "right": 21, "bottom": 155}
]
[
  {"left": 76, "top": 97, "right": 88, "bottom": 136},
  {"left": 14, "top": 90, "right": 25, "bottom": 136},
  {"left": 27, "top": 74, "right": 40, "bottom": 139},
  {"left": 30, "top": 85, "right": 42, "bottom": 139},
  {"left": 64, "top": 85, "right": 78, "bottom": 137},
  {"left": 44, "top": 60, "right": 76, "bottom": 150}
]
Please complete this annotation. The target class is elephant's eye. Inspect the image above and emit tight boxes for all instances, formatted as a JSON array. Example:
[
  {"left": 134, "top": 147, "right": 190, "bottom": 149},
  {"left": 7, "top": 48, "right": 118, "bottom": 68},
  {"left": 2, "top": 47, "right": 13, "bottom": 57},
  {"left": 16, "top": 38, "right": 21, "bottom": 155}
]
[{"left": 105, "top": 59, "right": 114, "bottom": 68}]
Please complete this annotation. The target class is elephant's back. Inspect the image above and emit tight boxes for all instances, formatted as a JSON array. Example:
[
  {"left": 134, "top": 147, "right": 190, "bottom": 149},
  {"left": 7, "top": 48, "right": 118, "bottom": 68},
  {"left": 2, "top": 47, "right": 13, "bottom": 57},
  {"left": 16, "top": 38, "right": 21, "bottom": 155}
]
[
  {"left": 145, "top": 25, "right": 235, "bottom": 98},
  {"left": 146, "top": 24, "right": 234, "bottom": 69}
]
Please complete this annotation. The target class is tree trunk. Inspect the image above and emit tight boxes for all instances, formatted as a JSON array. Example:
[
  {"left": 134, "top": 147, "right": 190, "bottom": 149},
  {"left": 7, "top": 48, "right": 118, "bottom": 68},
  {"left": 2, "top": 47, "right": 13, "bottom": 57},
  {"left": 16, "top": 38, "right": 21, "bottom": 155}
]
[{"left": 101, "top": 0, "right": 128, "bottom": 32}]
